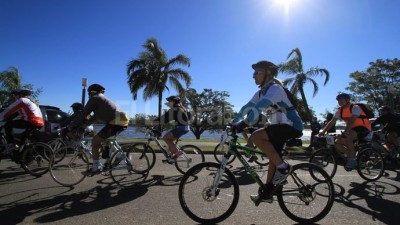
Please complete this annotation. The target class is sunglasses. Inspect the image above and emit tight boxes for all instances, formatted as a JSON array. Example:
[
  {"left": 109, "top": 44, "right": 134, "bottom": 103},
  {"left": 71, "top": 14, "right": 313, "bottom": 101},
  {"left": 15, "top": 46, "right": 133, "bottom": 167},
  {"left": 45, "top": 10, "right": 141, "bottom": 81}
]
[{"left": 253, "top": 71, "right": 265, "bottom": 75}]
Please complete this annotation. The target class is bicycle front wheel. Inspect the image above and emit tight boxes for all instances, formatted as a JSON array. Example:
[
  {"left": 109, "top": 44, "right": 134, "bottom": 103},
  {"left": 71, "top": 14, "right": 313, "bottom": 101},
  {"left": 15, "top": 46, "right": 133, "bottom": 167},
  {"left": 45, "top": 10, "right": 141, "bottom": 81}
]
[
  {"left": 21, "top": 142, "right": 53, "bottom": 176},
  {"left": 49, "top": 146, "right": 89, "bottom": 186},
  {"left": 309, "top": 148, "right": 337, "bottom": 181},
  {"left": 127, "top": 143, "right": 156, "bottom": 171},
  {"left": 109, "top": 150, "right": 149, "bottom": 187},
  {"left": 213, "top": 143, "right": 236, "bottom": 164},
  {"left": 178, "top": 162, "right": 239, "bottom": 224},
  {"left": 175, "top": 144, "right": 205, "bottom": 174},
  {"left": 357, "top": 148, "right": 384, "bottom": 181},
  {"left": 277, "top": 163, "right": 334, "bottom": 224}
]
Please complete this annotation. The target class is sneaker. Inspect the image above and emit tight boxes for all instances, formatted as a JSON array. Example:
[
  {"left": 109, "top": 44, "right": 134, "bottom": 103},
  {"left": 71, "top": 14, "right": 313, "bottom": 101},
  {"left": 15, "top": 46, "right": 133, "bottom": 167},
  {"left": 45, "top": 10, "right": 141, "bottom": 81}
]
[
  {"left": 82, "top": 163, "right": 102, "bottom": 176},
  {"left": 250, "top": 183, "right": 275, "bottom": 206},
  {"left": 171, "top": 150, "right": 183, "bottom": 159},
  {"left": 345, "top": 159, "right": 357, "bottom": 170},
  {"left": 272, "top": 163, "right": 292, "bottom": 185}
]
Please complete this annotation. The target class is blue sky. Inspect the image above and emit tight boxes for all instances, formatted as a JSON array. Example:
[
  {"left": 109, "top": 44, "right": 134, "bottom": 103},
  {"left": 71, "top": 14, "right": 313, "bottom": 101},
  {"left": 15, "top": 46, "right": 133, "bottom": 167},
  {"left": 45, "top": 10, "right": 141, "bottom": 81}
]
[{"left": 1, "top": 0, "right": 399, "bottom": 121}]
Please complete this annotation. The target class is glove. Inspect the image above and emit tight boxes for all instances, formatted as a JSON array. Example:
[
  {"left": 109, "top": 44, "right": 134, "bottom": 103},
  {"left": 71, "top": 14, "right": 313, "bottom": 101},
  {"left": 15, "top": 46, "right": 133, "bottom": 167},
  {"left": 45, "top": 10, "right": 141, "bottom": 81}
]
[{"left": 232, "top": 120, "right": 248, "bottom": 133}]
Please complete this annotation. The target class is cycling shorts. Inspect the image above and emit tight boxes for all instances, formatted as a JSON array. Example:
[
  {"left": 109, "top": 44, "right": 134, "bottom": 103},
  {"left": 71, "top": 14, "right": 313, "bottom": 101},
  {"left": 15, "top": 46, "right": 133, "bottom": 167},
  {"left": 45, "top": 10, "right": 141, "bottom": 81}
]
[
  {"left": 97, "top": 124, "right": 127, "bottom": 139},
  {"left": 264, "top": 124, "right": 303, "bottom": 156}
]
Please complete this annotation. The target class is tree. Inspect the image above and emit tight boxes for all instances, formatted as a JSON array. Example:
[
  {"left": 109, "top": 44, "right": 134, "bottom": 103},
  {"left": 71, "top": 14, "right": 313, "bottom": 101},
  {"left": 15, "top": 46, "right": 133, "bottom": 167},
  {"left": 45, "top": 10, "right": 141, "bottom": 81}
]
[
  {"left": 126, "top": 38, "right": 191, "bottom": 128},
  {"left": 0, "top": 67, "right": 42, "bottom": 108},
  {"left": 185, "top": 88, "right": 233, "bottom": 139},
  {"left": 346, "top": 58, "right": 400, "bottom": 113},
  {"left": 279, "top": 48, "right": 330, "bottom": 122}
]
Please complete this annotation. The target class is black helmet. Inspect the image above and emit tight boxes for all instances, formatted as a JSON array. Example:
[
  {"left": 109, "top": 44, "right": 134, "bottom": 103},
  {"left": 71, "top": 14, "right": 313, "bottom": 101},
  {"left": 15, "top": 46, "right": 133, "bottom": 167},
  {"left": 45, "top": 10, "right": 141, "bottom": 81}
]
[
  {"left": 16, "top": 89, "right": 32, "bottom": 96},
  {"left": 70, "top": 102, "right": 83, "bottom": 110},
  {"left": 252, "top": 60, "right": 279, "bottom": 76},
  {"left": 88, "top": 83, "right": 105, "bottom": 94},
  {"left": 379, "top": 105, "right": 392, "bottom": 112},
  {"left": 166, "top": 95, "right": 181, "bottom": 102},
  {"left": 336, "top": 93, "right": 351, "bottom": 100}
]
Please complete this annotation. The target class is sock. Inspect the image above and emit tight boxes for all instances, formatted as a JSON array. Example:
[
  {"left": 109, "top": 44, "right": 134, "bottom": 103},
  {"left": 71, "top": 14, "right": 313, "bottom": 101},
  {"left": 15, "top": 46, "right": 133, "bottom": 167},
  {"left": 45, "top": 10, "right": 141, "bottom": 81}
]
[{"left": 277, "top": 162, "right": 288, "bottom": 169}]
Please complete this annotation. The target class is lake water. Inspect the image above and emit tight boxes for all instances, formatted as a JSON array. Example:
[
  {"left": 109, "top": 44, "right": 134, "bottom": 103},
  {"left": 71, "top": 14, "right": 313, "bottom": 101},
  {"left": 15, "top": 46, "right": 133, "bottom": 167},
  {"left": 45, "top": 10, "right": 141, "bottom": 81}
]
[{"left": 93, "top": 125, "right": 315, "bottom": 141}]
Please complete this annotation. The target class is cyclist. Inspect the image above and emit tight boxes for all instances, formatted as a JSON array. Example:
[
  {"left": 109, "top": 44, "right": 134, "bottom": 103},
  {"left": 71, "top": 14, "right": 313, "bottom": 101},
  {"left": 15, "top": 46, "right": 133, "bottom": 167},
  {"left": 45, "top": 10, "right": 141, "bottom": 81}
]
[
  {"left": 371, "top": 105, "right": 400, "bottom": 156},
  {"left": 324, "top": 112, "right": 336, "bottom": 134},
  {"left": 154, "top": 95, "right": 190, "bottom": 159},
  {"left": 66, "top": 83, "right": 129, "bottom": 176},
  {"left": 61, "top": 102, "right": 84, "bottom": 127},
  {"left": 307, "top": 117, "right": 321, "bottom": 150},
  {"left": 319, "top": 93, "right": 372, "bottom": 170},
  {"left": 0, "top": 89, "right": 44, "bottom": 148},
  {"left": 231, "top": 60, "right": 303, "bottom": 204}
]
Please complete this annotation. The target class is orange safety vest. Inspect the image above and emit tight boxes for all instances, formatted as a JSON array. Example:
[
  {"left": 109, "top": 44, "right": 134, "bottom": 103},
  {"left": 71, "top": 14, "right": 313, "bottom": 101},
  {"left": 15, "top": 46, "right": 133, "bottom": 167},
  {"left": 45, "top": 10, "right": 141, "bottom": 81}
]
[{"left": 340, "top": 104, "right": 371, "bottom": 130}]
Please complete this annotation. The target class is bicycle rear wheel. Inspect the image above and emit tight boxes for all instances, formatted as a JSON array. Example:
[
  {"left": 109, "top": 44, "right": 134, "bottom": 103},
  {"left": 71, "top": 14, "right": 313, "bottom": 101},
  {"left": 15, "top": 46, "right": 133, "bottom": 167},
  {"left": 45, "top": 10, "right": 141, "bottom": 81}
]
[
  {"left": 178, "top": 162, "right": 239, "bottom": 224},
  {"left": 127, "top": 143, "right": 156, "bottom": 171},
  {"left": 175, "top": 144, "right": 205, "bottom": 174},
  {"left": 213, "top": 143, "right": 236, "bottom": 164},
  {"left": 109, "top": 150, "right": 149, "bottom": 187},
  {"left": 48, "top": 139, "right": 66, "bottom": 163},
  {"left": 21, "top": 142, "right": 53, "bottom": 176},
  {"left": 277, "top": 163, "right": 334, "bottom": 224},
  {"left": 357, "top": 148, "right": 384, "bottom": 181},
  {"left": 309, "top": 148, "right": 337, "bottom": 181},
  {"left": 49, "top": 146, "right": 89, "bottom": 186}
]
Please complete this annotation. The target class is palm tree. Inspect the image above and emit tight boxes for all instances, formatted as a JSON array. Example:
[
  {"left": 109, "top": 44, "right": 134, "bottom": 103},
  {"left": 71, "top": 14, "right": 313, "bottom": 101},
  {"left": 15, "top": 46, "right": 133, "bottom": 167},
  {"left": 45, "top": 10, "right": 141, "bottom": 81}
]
[
  {"left": 126, "top": 38, "right": 191, "bottom": 128},
  {"left": 279, "top": 48, "right": 330, "bottom": 122},
  {"left": 0, "top": 67, "right": 42, "bottom": 108}
]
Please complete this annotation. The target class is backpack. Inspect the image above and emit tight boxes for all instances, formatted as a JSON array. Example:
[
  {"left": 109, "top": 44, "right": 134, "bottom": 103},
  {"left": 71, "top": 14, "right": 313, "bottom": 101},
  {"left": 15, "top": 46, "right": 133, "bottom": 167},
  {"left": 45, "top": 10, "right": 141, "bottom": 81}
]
[
  {"left": 340, "top": 103, "right": 375, "bottom": 119},
  {"left": 283, "top": 87, "right": 299, "bottom": 109}
]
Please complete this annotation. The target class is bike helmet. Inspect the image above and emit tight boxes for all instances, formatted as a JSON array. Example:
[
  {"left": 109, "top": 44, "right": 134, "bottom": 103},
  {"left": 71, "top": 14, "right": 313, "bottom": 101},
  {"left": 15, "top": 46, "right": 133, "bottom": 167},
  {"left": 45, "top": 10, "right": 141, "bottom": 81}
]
[
  {"left": 336, "top": 93, "right": 351, "bottom": 100},
  {"left": 166, "top": 95, "right": 181, "bottom": 103},
  {"left": 379, "top": 105, "right": 392, "bottom": 112},
  {"left": 252, "top": 60, "right": 279, "bottom": 76},
  {"left": 16, "top": 89, "right": 32, "bottom": 96},
  {"left": 70, "top": 102, "right": 83, "bottom": 110},
  {"left": 88, "top": 83, "right": 105, "bottom": 94}
]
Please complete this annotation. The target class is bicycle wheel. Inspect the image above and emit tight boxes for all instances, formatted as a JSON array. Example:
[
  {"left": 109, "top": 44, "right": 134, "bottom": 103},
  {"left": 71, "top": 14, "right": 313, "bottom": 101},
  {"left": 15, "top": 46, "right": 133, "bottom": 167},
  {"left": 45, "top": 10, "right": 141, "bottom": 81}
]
[
  {"left": 48, "top": 139, "right": 66, "bottom": 163},
  {"left": 277, "top": 163, "right": 334, "bottom": 224},
  {"left": 21, "top": 142, "right": 53, "bottom": 176},
  {"left": 175, "top": 144, "right": 205, "bottom": 174},
  {"left": 49, "top": 146, "right": 89, "bottom": 186},
  {"left": 254, "top": 152, "right": 269, "bottom": 166},
  {"left": 213, "top": 143, "right": 236, "bottom": 164},
  {"left": 109, "top": 149, "right": 149, "bottom": 187},
  {"left": 357, "top": 148, "right": 384, "bottom": 181},
  {"left": 178, "top": 162, "right": 239, "bottom": 224},
  {"left": 309, "top": 148, "right": 337, "bottom": 181},
  {"left": 127, "top": 143, "right": 156, "bottom": 171}
]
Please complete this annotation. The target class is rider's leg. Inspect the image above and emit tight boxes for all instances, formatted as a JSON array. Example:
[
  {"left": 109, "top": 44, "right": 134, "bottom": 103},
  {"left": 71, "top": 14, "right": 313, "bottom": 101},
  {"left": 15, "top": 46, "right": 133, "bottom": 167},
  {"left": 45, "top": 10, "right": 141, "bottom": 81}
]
[
  {"left": 386, "top": 131, "right": 399, "bottom": 150},
  {"left": 163, "top": 131, "right": 178, "bottom": 155}
]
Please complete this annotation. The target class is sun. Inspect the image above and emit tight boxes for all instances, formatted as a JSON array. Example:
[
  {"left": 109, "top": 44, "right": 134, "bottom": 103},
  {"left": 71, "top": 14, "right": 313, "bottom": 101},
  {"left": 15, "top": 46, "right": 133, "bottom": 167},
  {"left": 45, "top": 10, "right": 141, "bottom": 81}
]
[{"left": 273, "top": 0, "right": 299, "bottom": 18}]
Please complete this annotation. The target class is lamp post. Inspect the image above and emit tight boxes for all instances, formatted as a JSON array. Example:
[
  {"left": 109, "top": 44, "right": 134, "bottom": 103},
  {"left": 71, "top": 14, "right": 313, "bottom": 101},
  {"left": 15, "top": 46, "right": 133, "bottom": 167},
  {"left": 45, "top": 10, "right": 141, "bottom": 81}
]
[{"left": 81, "top": 78, "right": 87, "bottom": 106}]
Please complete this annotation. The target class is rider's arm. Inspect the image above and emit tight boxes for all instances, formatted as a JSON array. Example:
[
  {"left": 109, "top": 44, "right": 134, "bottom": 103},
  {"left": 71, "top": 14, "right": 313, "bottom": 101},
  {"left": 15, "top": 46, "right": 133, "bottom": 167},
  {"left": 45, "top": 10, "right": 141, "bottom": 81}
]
[{"left": 320, "top": 110, "right": 340, "bottom": 135}]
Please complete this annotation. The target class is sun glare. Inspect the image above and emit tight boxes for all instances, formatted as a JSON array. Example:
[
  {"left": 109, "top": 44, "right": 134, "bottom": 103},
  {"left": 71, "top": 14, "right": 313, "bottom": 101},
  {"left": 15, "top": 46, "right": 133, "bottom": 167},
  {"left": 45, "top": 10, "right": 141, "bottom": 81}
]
[{"left": 273, "top": 0, "right": 299, "bottom": 19}]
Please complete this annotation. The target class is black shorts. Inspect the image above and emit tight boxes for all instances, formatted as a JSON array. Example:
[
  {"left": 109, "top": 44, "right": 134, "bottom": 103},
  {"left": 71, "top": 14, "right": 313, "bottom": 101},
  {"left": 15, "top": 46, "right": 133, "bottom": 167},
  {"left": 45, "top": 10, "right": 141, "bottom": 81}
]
[
  {"left": 97, "top": 124, "right": 127, "bottom": 139},
  {"left": 264, "top": 124, "right": 303, "bottom": 154},
  {"left": 352, "top": 126, "right": 370, "bottom": 139}
]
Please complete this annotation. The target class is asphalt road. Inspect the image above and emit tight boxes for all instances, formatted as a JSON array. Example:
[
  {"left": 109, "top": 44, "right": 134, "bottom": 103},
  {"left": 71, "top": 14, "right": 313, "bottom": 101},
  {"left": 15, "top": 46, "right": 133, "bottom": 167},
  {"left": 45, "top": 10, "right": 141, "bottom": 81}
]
[{"left": 0, "top": 154, "right": 399, "bottom": 225}]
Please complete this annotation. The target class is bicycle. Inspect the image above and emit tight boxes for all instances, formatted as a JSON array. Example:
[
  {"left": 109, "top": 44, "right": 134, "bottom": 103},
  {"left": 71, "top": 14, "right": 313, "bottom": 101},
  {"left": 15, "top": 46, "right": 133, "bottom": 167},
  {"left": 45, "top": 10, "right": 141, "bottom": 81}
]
[
  {"left": 370, "top": 130, "right": 400, "bottom": 165},
  {"left": 309, "top": 133, "right": 385, "bottom": 181},
  {"left": 213, "top": 126, "right": 268, "bottom": 166},
  {"left": 127, "top": 126, "right": 205, "bottom": 174},
  {"left": 49, "top": 129, "right": 150, "bottom": 187},
  {"left": 0, "top": 125, "right": 53, "bottom": 177},
  {"left": 178, "top": 126, "right": 334, "bottom": 224}
]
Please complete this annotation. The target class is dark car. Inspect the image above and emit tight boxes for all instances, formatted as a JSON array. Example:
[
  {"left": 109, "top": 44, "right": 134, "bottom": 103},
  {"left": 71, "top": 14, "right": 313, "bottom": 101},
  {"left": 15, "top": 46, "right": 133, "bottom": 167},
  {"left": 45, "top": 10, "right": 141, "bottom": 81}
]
[{"left": 39, "top": 105, "right": 69, "bottom": 137}]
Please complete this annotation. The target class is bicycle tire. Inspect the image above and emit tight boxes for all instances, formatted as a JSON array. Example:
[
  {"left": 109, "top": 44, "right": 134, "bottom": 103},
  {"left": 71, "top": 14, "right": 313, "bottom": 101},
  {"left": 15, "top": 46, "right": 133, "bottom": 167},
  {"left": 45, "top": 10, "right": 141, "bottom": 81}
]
[
  {"left": 175, "top": 144, "right": 205, "bottom": 174},
  {"left": 356, "top": 148, "right": 385, "bottom": 181},
  {"left": 128, "top": 143, "right": 156, "bottom": 171},
  {"left": 178, "top": 162, "right": 239, "bottom": 224},
  {"left": 109, "top": 149, "right": 149, "bottom": 187},
  {"left": 277, "top": 163, "right": 334, "bottom": 223},
  {"left": 48, "top": 139, "right": 67, "bottom": 163},
  {"left": 254, "top": 153, "right": 269, "bottom": 166},
  {"left": 309, "top": 148, "right": 337, "bottom": 181},
  {"left": 21, "top": 142, "right": 53, "bottom": 176},
  {"left": 213, "top": 143, "right": 236, "bottom": 164},
  {"left": 49, "top": 146, "right": 89, "bottom": 186}
]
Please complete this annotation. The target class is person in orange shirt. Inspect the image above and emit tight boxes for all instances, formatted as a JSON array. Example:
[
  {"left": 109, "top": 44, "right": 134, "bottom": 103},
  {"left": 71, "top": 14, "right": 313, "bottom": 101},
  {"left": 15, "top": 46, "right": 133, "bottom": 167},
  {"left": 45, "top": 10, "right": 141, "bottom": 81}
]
[{"left": 319, "top": 93, "right": 371, "bottom": 170}]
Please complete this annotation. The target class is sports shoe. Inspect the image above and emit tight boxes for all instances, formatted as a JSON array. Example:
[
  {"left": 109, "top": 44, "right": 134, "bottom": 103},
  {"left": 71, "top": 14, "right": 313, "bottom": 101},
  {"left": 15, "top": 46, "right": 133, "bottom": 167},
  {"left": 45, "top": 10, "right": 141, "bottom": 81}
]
[
  {"left": 344, "top": 159, "right": 357, "bottom": 170},
  {"left": 250, "top": 183, "right": 275, "bottom": 206},
  {"left": 171, "top": 150, "right": 183, "bottom": 159},
  {"left": 82, "top": 163, "right": 102, "bottom": 176},
  {"left": 272, "top": 163, "right": 292, "bottom": 185}
]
